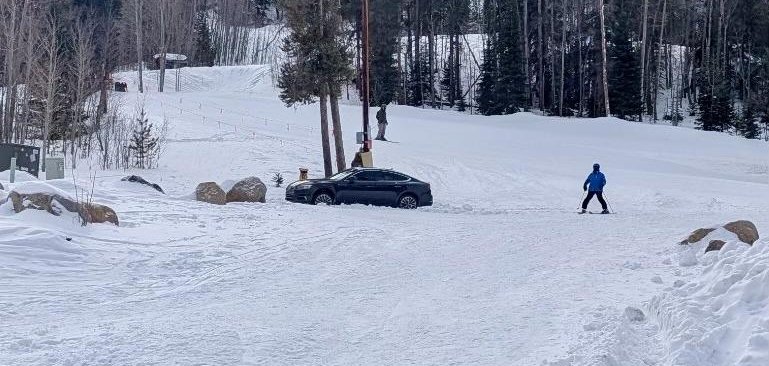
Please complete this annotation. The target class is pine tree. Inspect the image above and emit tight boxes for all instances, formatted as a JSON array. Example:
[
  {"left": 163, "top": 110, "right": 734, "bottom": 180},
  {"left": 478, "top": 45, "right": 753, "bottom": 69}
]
[
  {"left": 128, "top": 108, "right": 159, "bottom": 169},
  {"left": 737, "top": 106, "right": 760, "bottom": 139},
  {"left": 476, "top": 0, "right": 525, "bottom": 115},
  {"left": 194, "top": 11, "right": 216, "bottom": 67},
  {"left": 370, "top": 0, "right": 401, "bottom": 108},
  {"left": 607, "top": 0, "right": 641, "bottom": 121},
  {"left": 476, "top": 33, "right": 500, "bottom": 115}
]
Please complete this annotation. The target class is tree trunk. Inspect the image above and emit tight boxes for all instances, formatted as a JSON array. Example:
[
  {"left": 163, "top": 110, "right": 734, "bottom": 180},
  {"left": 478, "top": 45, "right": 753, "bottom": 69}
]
[
  {"left": 329, "top": 90, "right": 346, "bottom": 172},
  {"left": 654, "top": 0, "right": 667, "bottom": 121},
  {"left": 639, "top": 0, "right": 648, "bottom": 121},
  {"left": 428, "top": 3, "right": 435, "bottom": 108},
  {"left": 559, "top": 0, "right": 566, "bottom": 116},
  {"left": 523, "top": 0, "right": 530, "bottom": 109},
  {"left": 599, "top": 0, "right": 610, "bottom": 116},
  {"left": 537, "top": 0, "right": 544, "bottom": 112},
  {"left": 159, "top": 1, "right": 167, "bottom": 93},
  {"left": 577, "top": 0, "right": 584, "bottom": 116},
  {"left": 319, "top": 90, "right": 333, "bottom": 177},
  {"left": 135, "top": 0, "right": 144, "bottom": 93}
]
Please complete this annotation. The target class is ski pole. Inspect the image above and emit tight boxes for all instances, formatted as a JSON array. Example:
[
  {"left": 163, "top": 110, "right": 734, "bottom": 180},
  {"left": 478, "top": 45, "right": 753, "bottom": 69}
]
[
  {"left": 578, "top": 191, "right": 586, "bottom": 211},
  {"left": 604, "top": 193, "right": 615, "bottom": 213}
]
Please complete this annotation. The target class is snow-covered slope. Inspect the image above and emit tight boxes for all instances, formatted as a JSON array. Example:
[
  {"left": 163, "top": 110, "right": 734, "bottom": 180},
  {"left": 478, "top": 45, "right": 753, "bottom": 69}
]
[{"left": 1, "top": 65, "right": 767, "bottom": 365}]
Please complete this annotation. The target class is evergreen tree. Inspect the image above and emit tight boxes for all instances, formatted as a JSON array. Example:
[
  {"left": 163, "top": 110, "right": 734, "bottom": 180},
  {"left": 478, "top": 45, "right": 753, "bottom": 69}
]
[
  {"left": 194, "top": 11, "right": 216, "bottom": 67},
  {"left": 737, "top": 106, "right": 761, "bottom": 139},
  {"left": 476, "top": 33, "right": 499, "bottom": 115},
  {"left": 476, "top": 0, "right": 525, "bottom": 115},
  {"left": 607, "top": 1, "right": 641, "bottom": 121},
  {"left": 370, "top": 0, "right": 401, "bottom": 108},
  {"left": 408, "top": 51, "right": 434, "bottom": 106},
  {"left": 697, "top": 75, "right": 733, "bottom": 132},
  {"left": 128, "top": 108, "right": 159, "bottom": 169}
]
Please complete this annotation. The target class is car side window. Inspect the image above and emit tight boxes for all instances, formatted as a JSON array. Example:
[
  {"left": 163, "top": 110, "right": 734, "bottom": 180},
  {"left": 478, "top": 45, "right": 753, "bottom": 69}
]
[
  {"left": 354, "top": 171, "right": 381, "bottom": 181},
  {"left": 379, "top": 172, "right": 409, "bottom": 182}
]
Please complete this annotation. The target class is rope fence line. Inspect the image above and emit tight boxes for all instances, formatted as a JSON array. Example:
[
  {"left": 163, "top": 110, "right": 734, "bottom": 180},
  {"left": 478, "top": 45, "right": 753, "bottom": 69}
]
[{"left": 157, "top": 99, "right": 315, "bottom": 154}]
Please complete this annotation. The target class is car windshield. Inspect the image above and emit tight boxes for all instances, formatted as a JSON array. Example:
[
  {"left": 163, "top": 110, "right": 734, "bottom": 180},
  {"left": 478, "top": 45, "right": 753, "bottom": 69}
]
[{"left": 328, "top": 170, "right": 356, "bottom": 181}]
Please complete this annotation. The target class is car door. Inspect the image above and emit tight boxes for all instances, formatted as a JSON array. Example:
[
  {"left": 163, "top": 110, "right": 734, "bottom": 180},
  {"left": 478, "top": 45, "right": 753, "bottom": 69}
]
[
  {"left": 340, "top": 170, "right": 380, "bottom": 205},
  {"left": 377, "top": 172, "right": 410, "bottom": 205}
]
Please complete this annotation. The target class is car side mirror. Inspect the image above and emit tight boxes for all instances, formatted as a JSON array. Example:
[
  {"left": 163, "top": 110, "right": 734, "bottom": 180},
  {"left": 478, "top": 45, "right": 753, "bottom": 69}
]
[{"left": 345, "top": 177, "right": 356, "bottom": 184}]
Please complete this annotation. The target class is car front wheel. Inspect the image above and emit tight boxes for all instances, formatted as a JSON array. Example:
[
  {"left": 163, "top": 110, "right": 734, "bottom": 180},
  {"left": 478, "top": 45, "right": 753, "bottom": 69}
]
[
  {"left": 312, "top": 192, "right": 334, "bottom": 206},
  {"left": 398, "top": 194, "right": 418, "bottom": 209}
]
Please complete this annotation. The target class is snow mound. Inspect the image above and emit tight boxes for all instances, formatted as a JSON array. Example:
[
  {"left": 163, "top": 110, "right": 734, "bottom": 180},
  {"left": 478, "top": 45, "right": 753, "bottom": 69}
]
[
  {"left": 648, "top": 241, "right": 769, "bottom": 365},
  {"left": 5, "top": 181, "right": 75, "bottom": 199},
  {"left": 0, "top": 170, "right": 39, "bottom": 184}
]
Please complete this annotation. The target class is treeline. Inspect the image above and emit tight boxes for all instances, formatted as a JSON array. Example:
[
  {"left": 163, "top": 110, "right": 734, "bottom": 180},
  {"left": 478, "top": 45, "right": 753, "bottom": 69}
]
[
  {"left": 344, "top": 0, "right": 768, "bottom": 139},
  {"left": 0, "top": 0, "right": 278, "bottom": 168}
]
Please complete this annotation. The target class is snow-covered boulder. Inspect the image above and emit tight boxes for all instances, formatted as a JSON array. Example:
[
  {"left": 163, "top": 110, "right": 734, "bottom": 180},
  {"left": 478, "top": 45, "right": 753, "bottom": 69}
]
[
  {"left": 681, "top": 220, "right": 759, "bottom": 248},
  {"left": 225, "top": 176, "right": 267, "bottom": 203},
  {"left": 121, "top": 175, "right": 164, "bottom": 194},
  {"left": 81, "top": 203, "right": 119, "bottom": 226},
  {"left": 195, "top": 182, "right": 226, "bottom": 205},
  {"left": 7, "top": 191, "right": 79, "bottom": 216},
  {"left": 723, "top": 220, "right": 759, "bottom": 245},
  {"left": 680, "top": 228, "right": 716, "bottom": 245},
  {"left": 3, "top": 182, "right": 118, "bottom": 225},
  {"left": 705, "top": 240, "right": 726, "bottom": 252}
]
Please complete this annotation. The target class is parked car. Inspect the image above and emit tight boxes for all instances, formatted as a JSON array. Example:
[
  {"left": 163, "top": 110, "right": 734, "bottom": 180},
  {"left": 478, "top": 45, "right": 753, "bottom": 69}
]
[{"left": 285, "top": 168, "right": 433, "bottom": 209}]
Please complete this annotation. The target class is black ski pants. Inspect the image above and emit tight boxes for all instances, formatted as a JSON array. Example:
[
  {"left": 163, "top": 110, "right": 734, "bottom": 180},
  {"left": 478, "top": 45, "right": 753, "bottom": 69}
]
[{"left": 582, "top": 191, "right": 607, "bottom": 210}]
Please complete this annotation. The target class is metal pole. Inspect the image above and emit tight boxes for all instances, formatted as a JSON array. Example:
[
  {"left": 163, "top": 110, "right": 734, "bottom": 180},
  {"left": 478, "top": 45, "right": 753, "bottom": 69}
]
[
  {"left": 9, "top": 157, "right": 16, "bottom": 183},
  {"left": 361, "top": 0, "right": 371, "bottom": 152}
]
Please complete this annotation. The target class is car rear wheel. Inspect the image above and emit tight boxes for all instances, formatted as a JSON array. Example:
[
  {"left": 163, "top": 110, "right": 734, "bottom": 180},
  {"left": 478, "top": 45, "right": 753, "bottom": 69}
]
[
  {"left": 312, "top": 192, "right": 334, "bottom": 206},
  {"left": 398, "top": 194, "right": 418, "bottom": 209}
]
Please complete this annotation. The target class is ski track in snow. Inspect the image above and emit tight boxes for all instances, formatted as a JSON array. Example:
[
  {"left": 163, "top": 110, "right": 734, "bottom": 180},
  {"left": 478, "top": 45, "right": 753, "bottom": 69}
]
[{"left": 1, "top": 65, "right": 768, "bottom": 365}]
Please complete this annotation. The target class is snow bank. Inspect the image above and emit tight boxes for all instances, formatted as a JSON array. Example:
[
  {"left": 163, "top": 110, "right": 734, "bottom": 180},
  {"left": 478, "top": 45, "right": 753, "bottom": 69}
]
[
  {"left": 5, "top": 181, "right": 75, "bottom": 199},
  {"left": 0, "top": 170, "right": 39, "bottom": 183},
  {"left": 648, "top": 240, "right": 769, "bottom": 365}
]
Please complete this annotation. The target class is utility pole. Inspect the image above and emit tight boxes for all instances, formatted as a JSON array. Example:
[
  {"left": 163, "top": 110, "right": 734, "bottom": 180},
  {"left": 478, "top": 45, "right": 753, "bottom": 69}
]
[{"left": 361, "top": 0, "right": 371, "bottom": 152}]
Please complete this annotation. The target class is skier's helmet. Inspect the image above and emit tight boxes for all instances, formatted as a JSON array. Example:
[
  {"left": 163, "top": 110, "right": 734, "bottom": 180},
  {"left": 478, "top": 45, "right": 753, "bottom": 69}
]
[{"left": 593, "top": 163, "right": 600, "bottom": 171}]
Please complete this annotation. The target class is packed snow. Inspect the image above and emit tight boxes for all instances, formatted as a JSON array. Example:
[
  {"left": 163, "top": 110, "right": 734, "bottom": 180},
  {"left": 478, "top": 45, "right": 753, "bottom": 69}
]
[{"left": 1, "top": 65, "right": 767, "bottom": 365}]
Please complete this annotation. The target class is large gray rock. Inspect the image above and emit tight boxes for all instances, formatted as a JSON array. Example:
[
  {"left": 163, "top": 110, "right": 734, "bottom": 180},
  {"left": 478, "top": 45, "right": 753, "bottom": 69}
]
[
  {"left": 226, "top": 177, "right": 267, "bottom": 203},
  {"left": 196, "top": 182, "right": 226, "bottom": 205}
]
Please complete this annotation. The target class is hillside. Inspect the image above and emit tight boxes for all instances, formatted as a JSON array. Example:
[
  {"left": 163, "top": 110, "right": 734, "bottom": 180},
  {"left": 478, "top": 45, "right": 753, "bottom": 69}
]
[{"left": 1, "top": 65, "right": 767, "bottom": 365}]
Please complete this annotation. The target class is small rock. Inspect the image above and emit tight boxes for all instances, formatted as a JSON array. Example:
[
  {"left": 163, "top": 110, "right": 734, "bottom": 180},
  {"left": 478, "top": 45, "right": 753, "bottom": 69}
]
[
  {"left": 0, "top": 182, "right": 4, "bottom": 190},
  {"left": 121, "top": 175, "right": 164, "bottom": 194},
  {"left": 673, "top": 280, "right": 686, "bottom": 288},
  {"left": 623, "top": 261, "right": 642, "bottom": 270},
  {"left": 624, "top": 307, "right": 646, "bottom": 322},
  {"left": 705, "top": 240, "right": 727, "bottom": 253},
  {"left": 226, "top": 177, "right": 267, "bottom": 203},
  {"left": 723, "top": 220, "right": 759, "bottom": 245},
  {"left": 651, "top": 276, "right": 663, "bottom": 284},
  {"left": 196, "top": 182, "right": 226, "bottom": 205}
]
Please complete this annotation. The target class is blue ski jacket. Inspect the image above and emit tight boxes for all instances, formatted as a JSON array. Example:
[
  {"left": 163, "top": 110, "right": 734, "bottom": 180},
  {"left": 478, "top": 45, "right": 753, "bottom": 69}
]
[{"left": 584, "top": 171, "right": 607, "bottom": 192}]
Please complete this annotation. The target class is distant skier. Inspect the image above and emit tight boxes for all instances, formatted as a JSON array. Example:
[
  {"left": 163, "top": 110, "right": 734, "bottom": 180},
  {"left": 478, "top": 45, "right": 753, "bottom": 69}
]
[
  {"left": 581, "top": 163, "right": 609, "bottom": 214},
  {"left": 375, "top": 104, "right": 388, "bottom": 141}
]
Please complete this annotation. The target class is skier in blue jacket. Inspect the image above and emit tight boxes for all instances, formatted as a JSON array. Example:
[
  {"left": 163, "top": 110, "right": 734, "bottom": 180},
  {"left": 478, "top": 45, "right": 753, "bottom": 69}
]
[{"left": 581, "top": 163, "right": 609, "bottom": 214}]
